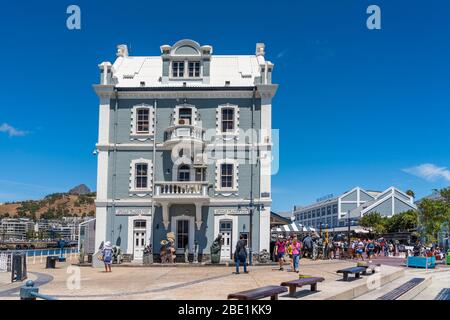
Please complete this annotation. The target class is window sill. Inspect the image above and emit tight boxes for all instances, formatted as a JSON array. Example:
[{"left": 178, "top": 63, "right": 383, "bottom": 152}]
[{"left": 215, "top": 189, "right": 238, "bottom": 193}]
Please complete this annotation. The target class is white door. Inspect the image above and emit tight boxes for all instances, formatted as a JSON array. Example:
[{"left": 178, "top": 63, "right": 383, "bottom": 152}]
[
  {"left": 219, "top": 220, "right": 232, "bottom": 261},
  {"left": 133, "top": 231, "right": 146, "bottom": 260}
]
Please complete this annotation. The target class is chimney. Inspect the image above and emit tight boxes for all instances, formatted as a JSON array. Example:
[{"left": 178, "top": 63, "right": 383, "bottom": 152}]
[
  {"left": 116, "top": 44, "right": 129, "bottom": 57},
  {"left": 98, "top": 61, "right": 113, "bottom": 85},
  {"left": 256, "top": 43, "right": 265, "bottom": 56}
]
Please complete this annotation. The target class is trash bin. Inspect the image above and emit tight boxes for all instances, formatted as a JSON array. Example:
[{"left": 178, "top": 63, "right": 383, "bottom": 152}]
[{"left": 45, "top": 256, "right": 58, "bottom": 269}]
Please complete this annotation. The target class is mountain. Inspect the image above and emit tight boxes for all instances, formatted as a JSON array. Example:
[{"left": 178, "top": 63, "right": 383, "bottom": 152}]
[
  {"left": 0, "top": 187, "right": 96, "bottom": 220},
  {"left": 68, "top": 184, "right": 91, "bottom": 195}
]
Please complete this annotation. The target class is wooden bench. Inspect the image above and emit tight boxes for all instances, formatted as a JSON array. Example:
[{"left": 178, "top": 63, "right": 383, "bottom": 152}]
[
  {"left": 227, "top": 285, "right": 287, "bottom": 300},
  {"left": 280, "top": 277, "right": 325, "bottom": 297},
  {"left": 336, "top": 266, "right": 366, "bottom": 281}
]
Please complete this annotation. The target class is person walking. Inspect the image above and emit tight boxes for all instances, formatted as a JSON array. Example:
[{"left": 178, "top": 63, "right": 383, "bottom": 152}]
[
  {"left": 292, "top": 237, "right": 302, "bottom": 273},
  {"left": 366, "top": 240, "right": 375, "bottom": 261},
  {"left": 275, "top": 237, "right": 286, "bottom": 271},
  {"left": 234, "top": 235, "right": 248, "bottom": 274},
  {"left": 102, "top": 241, "right": 113, "bottom": 272},
  {"left": 356, "top": 239, "right": 365, "bottom": 261}
]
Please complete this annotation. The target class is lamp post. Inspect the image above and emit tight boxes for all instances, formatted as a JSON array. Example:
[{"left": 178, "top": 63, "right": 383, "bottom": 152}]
[
  {"left": 347, "top": 210, "right": 352, "bottom": 248},
  {"left": 238, "top": 201, "right": 264, "bottom": 266}
]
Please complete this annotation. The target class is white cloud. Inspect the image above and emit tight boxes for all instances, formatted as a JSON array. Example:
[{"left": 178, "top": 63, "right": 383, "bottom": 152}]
[
  {"left": 0, "top": 123, "right": 28, "bottom": 137},
  {"left": 403, "top": 163, "right": 450, "bottom": 182}
]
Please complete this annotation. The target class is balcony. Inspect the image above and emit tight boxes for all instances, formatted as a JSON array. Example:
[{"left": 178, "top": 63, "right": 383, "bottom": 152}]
[
  {"left": 163, "top": 125, "right": 205, "bottom": 148},
  {"left": 154, "top": 181, "right": 209, "bottom": 198}
]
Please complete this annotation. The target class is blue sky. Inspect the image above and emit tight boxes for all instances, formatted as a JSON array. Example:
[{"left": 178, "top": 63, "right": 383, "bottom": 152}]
[{"left": 0, "top": 1, "right": 449, "bottom": 211}]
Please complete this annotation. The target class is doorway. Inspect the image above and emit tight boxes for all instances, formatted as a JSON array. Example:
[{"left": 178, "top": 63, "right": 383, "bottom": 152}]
[
  {"left": 219, "top": 220, "right": 232, "bottom": 261},
  {"left": 133, "top": 220, "right": 147, "bottom": 260}
]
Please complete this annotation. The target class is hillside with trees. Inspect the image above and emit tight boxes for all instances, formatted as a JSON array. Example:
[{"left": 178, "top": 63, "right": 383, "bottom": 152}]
[{"left": 0, "top": 186, "right": 96, "bottom": 220}]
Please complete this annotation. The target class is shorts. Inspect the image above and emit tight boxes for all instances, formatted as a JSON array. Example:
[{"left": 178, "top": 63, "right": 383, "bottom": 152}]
[
  {"left": 356, "top": 249, "right": 363, "bottom": 254},
  {"left": 277, "top": 252, "right": 285, "bottom": 259}
]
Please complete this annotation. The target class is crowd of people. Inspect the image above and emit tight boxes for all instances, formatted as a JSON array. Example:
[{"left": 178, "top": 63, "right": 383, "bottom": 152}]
[
  {"left": 274, "top": 236, "right": 303, "bottom": 272},
  {"left": 272, "top": 234, "right": 424, "bottom": 267}
]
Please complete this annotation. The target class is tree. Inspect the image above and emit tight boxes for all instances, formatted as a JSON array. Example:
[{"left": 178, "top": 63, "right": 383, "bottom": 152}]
[
  {"left": 359, "top": 212, "right": 386, "bottom": 235},
  {"left": 385, "top": 210, "right": 418, "bottom": 233},
  {"left": 406, "top": 189, "right": 415, "bottom": 198},
  {"left": 418, "top": 198, "right": 446, "bottom": 243}
]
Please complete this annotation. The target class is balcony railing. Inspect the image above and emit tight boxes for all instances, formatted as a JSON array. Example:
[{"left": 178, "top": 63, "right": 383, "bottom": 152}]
[
  {"left": 163, "top": 125, "right": 205, "bottom": 144},
  {"left": 154, "top": 181, "right": 209, "bottom": 197}
]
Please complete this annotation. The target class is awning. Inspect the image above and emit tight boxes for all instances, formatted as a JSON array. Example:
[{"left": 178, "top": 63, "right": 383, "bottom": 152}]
[
  {"left": 271, "top": 222, "right": 310, "bottom": 233},
  {"left": 354, "top": 228, "right": 370, "bottom": 234}
]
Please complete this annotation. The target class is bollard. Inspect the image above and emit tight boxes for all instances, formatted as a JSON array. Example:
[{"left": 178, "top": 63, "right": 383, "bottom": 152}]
[
  {"left": 33, "top": 251, "right": 36, "bottom": 265},
  {"left": 20, "top": 280, "right": 38, "bottom": 300}
]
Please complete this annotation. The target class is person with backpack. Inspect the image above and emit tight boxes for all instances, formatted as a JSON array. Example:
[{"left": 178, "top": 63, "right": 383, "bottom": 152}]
[
  {"left": 102, "top": 241, "right": 113, "bottom": 272},
  {"left": 234, "top": 235, "right": 248, "bottom": 274}
]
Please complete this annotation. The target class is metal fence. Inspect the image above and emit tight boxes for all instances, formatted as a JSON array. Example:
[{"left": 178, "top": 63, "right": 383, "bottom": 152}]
[{"left": 1, "top": 248, "right": 79, "bottom": 265}]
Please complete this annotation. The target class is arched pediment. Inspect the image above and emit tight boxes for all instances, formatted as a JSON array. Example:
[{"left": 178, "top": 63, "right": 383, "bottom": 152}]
[{"left": 171, "top": 39, "right": 201, "bottom": 56}]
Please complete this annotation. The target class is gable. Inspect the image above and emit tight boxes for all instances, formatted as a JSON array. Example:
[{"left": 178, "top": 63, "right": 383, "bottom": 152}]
[{"left": 341, "top": 190, "right": 357, "bottom": 201}]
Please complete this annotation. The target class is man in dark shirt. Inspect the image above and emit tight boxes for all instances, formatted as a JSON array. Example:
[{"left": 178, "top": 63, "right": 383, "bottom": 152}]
[{"left": 234, "top": 235, "right": 248, "bottom": 274}]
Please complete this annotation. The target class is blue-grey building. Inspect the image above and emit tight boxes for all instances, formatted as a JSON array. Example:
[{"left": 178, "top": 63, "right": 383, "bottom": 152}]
[{"left": 93, "top": 40, "right": 277, "bottom": 262}]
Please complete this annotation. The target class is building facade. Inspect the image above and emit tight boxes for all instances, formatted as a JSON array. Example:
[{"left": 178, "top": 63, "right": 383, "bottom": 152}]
[
  {"left": 94, "top": 40, "right": 277, "bottom": 261},
  {"left": 0, "top": 218, "right": 34, "bottom": 240},
  {"left": 293, "top": 186, "right": 417, "bottom": 229}
]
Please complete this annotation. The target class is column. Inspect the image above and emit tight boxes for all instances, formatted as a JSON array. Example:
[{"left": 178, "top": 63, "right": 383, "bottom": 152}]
[
  {"left": 162, "top": 203, "right": 170, "bottom": 229},
  {"left": 195, "top": 203, "right": 203, "bottom": 230}
]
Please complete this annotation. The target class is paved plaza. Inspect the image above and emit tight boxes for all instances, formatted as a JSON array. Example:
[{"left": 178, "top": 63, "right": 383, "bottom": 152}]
[{"left": 1, "top": 256, "right": 449, "bottom": 300}]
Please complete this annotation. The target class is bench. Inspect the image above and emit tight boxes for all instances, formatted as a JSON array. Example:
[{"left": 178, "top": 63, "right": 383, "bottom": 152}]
[
  {"left": 280, "top": 277, "right": 325, "bottom": 297},
  {"left": 227, "top": 285, "right": 287, "bottom": 300},
  {"left": 336, "top": 266, "right": 366, "bottom": 281},
  {"left": 357, "top": 262, "right": 381, "bottom": 275}
]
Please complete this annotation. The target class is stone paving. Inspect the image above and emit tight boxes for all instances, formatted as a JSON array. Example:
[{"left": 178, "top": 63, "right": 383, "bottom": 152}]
[{"left": 0, "top": 257, "right": 409, "bottom": 300}]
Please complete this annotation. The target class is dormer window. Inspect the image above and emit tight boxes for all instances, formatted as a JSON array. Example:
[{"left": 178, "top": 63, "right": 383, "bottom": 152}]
[
  {"left": 188, "top": 62, "right": 200, "bottom": 77},
  {"left": 172, "top": 61, "right": 185, "bottom": 78},
  {"left": 171, "top": 61, "right": 201, "bottom": 78}
]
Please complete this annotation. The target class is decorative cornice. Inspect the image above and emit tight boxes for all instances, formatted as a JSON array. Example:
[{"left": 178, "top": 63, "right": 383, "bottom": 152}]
[
  {"left": 114, "top": 90, "right": 254, "bottom": 99},
  {"left": 93, "top": 84, "right": 115, "bottom": 98},
  {"left": 256, "top": 84, "right": 278, "bottom": 99}
]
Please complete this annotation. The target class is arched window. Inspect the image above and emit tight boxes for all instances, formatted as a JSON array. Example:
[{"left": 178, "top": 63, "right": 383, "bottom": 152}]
[{"left": 178, "top": 165, "right": 191, "bottom": 181}]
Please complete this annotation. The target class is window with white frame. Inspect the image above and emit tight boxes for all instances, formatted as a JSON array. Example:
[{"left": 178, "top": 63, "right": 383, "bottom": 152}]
[
  {"left": 216, "top": 159, "right": 238, "bottom": 192},
  {"left": 130, "top": 158, "right": 152, "bottom": 193},
  {"left": 221, "top": 164, "right": 233, "bottom": 188},
  {"left": 188, "top": 61, "right": 200, "bottom": 77},
  {"left": 178, "top": 165, "right": 191, "bottom": 182},
  {"left": 217, "top": 104, "right": 239, "bottom": 135},
  {"left": 135, "top": 163, "right": 148, "bottom": 189},
  {"left": 172, "top": 61, "right": 185, "bottom": 78},
  {"left": 221, "top": 108, "right": 235, "bottom": 132},
  {"left": 131, "top": 105, "right": 154, "bottom": 137},
  {"left": 136, "top": 108, "right": 150, "bottom": 134}
]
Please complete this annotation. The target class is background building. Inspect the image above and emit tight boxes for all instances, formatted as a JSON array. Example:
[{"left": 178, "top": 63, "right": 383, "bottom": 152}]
[
  {"left": 0, "top": 218, "right": 35, "bottom": 240},
  {"left": 94, "top": 39, "right": 277, "bottom": 262},
  {"left": 293, "top": 186, "right": 417, "bottom": 229}
]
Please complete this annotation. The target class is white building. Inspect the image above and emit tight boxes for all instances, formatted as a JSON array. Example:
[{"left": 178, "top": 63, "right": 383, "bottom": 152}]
[{"left": 293, "top": 186, "right": 418, "bottom": 229}]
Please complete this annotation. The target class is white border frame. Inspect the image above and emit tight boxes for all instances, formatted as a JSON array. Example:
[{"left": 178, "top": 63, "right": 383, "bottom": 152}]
[
  {"left": 215, "top": 159, "right": 239, "bottom": 193},
  {"left": 216, "top": 104, "right": 239, "bottom": 136},
  {"left": 130, "top": 104, "right": 155, "bottom": 139},
  {"left": 129, "top": 158, "right": 153, "bottom": 194}
]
